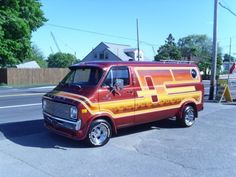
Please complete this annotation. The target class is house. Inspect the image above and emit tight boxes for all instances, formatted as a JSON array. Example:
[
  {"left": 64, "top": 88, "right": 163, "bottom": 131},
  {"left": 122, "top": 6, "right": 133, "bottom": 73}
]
[{"left": 83, "top": 42, "right": 144, "bottom": 61}]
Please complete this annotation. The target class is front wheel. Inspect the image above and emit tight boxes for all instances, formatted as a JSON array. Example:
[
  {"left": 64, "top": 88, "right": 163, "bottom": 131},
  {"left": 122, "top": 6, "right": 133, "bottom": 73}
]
[
  {"left": 86, "top": 119, "right": 112, "bottom": 147},
  {"left": 177, "top": 105, "right": 196, "bottom": 127}
]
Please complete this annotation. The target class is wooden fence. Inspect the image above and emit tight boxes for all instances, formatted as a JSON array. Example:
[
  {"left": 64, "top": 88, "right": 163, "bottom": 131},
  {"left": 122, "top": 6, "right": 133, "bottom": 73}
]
[{"left": 0, "top": 68, "right": 69, "bottom": 85}]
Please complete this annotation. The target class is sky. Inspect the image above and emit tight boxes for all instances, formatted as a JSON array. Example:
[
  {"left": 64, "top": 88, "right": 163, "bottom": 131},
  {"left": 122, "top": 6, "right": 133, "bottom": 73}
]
[{"left": 32, "top": 0, "right": 236, "bottom": 60}]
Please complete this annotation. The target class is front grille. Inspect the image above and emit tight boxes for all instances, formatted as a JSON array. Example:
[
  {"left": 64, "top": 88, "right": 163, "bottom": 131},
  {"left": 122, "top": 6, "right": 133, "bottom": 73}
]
[{"left": 44, "top": 100, "right": 73, "bottom": 120}]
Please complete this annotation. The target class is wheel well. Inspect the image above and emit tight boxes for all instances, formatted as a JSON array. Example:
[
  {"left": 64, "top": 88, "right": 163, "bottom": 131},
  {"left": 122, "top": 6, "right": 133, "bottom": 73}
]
[
  {"left": 92, "top": 116, "right": 117, "bottom": 134},
  {"left": 185, "top": 103, "right": 198, "bottom": 118},
  {"left": 176, "top": 102, "right": 198, "bottom": 119}
]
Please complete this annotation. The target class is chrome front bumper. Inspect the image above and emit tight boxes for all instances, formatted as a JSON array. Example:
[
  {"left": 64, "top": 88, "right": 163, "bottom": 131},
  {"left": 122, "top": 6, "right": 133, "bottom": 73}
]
[{"left": 43, "top": 112, "right": 81, "bottom": 131}]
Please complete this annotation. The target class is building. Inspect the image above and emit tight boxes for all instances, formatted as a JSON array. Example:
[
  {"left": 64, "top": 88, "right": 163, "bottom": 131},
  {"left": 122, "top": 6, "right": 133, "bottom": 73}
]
[
  {"left": 16, "top": 61, "right": 40, "bottom": 68},
  {"left": 83, "top": 42, "right": 144, "bottom": 61}
]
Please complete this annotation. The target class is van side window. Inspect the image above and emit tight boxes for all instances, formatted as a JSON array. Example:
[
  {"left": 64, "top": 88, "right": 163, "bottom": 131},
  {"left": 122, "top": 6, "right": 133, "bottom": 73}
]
[{"left": 103, "top": 66, "right": 130, "bottom": 87}]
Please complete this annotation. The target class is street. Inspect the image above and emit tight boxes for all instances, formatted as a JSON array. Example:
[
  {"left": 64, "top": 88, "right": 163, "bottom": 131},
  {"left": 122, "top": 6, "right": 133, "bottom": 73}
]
[
  {"left": 0, "top": 86, "right": 236, "bottom": 177},
  {"left": 0, "top": 87, "right": 50, "bottom": 124}
]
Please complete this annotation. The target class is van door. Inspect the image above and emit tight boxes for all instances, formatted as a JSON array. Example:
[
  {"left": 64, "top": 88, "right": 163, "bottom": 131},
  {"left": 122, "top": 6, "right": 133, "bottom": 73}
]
[{"left": 98, "top": 66, "right": 135, "bottom": 128}]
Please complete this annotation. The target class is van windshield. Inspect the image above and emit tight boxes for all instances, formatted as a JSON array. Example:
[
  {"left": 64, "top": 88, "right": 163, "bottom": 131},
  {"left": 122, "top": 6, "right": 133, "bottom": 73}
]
[{"left": 60, "top": 67, "right": 103, "bottom": 87}]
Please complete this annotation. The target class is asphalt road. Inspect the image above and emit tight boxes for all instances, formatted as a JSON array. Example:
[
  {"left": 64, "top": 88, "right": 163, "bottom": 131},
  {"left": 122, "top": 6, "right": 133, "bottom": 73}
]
[
  {"left": 0, "top": 87, "right": 52, "bottom": 124},
  {"left": 0, "top": 86, "right": 236, "bottom": 177}
]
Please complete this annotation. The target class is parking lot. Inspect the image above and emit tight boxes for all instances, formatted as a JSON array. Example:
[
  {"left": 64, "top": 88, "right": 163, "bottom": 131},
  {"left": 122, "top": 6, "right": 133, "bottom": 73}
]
[{"left": 0, "top": 87, "right": 236, "bottom": 177}]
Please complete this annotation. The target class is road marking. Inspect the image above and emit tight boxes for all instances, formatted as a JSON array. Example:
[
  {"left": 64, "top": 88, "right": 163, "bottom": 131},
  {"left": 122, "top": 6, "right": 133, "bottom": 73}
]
[
  {"left": 28, "top": 86, "right": 55, "bottom": 90},
  {"left": 0, "top": 103, "right": 42, "bottom": 109},
  {"left": 0, "top": 93, "right": 45, "bottom": 98}
]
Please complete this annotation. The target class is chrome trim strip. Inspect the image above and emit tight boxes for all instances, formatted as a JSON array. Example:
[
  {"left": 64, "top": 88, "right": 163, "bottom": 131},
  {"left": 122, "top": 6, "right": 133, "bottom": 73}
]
[{"left": 43, "top": 112, "right": 81, "bottom": 130}]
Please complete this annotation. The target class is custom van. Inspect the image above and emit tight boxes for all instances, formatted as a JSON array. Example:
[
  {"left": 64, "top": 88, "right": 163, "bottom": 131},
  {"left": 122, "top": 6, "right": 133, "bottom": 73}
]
[{"left": 42, "top": 61, "right": 204, "bottom": 147}]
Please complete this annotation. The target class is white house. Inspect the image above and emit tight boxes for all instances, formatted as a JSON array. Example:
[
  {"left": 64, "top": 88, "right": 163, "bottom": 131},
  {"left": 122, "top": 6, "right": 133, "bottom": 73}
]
[{"left": 83, "top": 42, "right": 144, "bottom": 61}]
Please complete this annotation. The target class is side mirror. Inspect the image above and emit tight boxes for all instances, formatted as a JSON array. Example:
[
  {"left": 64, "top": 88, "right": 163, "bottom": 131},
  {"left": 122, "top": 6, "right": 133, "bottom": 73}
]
[{"left": 114, "top": 79, "right": 124, "bottom": 90}]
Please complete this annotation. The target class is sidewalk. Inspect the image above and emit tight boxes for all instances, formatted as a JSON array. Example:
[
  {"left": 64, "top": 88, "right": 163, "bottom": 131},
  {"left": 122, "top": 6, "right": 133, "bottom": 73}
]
[{"left": 0, "top": 85, "right": 55, "bottom": 95}]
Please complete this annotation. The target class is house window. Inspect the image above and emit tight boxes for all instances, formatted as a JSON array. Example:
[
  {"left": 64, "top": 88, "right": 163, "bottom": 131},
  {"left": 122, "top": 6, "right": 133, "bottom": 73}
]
[
  {"left": 99, "top": 53, "right": 104, "bottom": 59},
  {"left": 105, "top": 53, "right": 109, "bottom": 59},
  {"left": 94, "top": 53, "right": 97, "bottom": 58}
]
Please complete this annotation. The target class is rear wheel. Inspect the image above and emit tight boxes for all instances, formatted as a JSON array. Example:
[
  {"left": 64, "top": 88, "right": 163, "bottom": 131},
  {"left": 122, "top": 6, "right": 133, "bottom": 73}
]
[
  {"left": 177, "top": 105, "right": 196, "bottom": 127},
  {"left": 86, "top": 119, "right": 112, "bottom": 147}
]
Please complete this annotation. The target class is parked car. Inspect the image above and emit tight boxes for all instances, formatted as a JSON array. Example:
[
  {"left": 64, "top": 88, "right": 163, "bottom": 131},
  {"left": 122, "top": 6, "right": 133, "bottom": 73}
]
[{"left": 42, "top": 61, "right": 204, "bottom": 147}]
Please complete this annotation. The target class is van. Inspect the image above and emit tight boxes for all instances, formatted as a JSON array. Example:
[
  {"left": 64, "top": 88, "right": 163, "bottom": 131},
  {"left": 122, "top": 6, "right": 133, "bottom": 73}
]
[{"left": 42, "top": 61, "right": 204, "bottom": 147}]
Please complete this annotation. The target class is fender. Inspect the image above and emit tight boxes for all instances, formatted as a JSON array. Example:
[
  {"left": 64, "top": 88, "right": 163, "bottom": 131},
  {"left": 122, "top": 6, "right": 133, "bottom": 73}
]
[
  {"left": 176, "top": 101, "right": 198, "bottom": 119},
  {"left": 83, "top": 112, "right": 117, "bottom": 138}
]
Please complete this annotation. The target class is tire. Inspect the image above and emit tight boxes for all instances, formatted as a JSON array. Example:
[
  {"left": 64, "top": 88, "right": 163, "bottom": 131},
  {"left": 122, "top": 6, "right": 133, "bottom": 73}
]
[
  {"left": 177, "top": 105, "right": 196, "bottom": 127},
  {"left": 86, "top": 119, "right": 112, "bottom": 147}
]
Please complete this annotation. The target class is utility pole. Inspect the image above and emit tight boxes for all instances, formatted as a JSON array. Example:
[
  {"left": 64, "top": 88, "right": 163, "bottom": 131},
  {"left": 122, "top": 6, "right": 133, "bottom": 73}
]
[
  {"left": 136, "top": 19, "right": 140, "bottom": 61},
  {"left": 229, "top": 37, "right": 232, "bottom": 59},
  {"left": 209, "top": 0, "right": 218, "bottom": 100},
  {"left": 227, "top": 37, "right": 232, "bottom": 83}
]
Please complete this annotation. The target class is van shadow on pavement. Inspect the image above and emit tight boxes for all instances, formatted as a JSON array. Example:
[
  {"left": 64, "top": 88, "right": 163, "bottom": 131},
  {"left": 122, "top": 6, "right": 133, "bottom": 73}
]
[
  {"left": 0, "top": 118, "right": 180, "bottom": 149},
  {"left": 0, "top": 119, "right": 87, "bottom": 149},
  {"left": 115, "top": 118, "right": 181, "bottom": 138}
]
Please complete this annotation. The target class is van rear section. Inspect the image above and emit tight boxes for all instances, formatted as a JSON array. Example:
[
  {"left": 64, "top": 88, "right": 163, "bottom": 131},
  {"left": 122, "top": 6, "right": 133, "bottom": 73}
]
[
  {"left": 42, "top": 61, "right": 204, "bottom": 147},
  {"left": 131, "top": 65, "right": 203, "bottom": 125}
]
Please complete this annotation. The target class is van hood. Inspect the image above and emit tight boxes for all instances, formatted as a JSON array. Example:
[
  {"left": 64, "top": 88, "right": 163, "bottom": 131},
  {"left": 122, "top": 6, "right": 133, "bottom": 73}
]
[{"left": 44, "top": 85, "right": 96, "bottom": 105}]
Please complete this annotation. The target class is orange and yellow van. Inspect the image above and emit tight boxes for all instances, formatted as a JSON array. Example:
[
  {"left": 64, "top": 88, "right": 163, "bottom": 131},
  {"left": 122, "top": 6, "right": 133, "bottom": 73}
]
[{"left": 42, "top": 61, "right": 204, "bottom": 146}]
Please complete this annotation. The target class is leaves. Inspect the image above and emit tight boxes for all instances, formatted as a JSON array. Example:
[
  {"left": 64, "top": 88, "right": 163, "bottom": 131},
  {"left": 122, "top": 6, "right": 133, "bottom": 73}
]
[
  {"left": 0, "top": 0, "right": 47, "bottom": 67},
  {"left": 155, "top": 34, "right": 181, "bottom": 61},
  {"left": 178, "top": 35, "right": 212, "bottom": 60},
  {"left": 223, "top": 54, "right": 235, "bottom": 62},
  {"left": 47, "top": 52, "right": 78, "bottom": 68},
  {"left": 24, "top": 44, "right": 47, "bottom": 68},
  {"left": 155, "top": 34, "right": 223, "bottom": 77}
]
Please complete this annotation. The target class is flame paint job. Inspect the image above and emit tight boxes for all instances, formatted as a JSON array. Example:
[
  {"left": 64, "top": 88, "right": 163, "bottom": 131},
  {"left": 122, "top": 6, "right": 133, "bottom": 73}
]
[{"left": 43, "top": 62, "right": 204, "bottom": 140}]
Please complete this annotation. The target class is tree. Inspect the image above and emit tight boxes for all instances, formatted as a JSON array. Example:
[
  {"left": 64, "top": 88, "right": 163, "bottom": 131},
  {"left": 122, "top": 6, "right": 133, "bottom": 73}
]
[
  {"left": 223, "top": 54, "right": 235, "bottom": 62},
  {"left": 47, "top": 52, "right": 78, "bottom": 68},
  {"left": 0, "top": 0, "right": 47, "bottom": 67},
  {"left": 24, "top": 45, "right": 47, "bottom": 68},
  {"left": 177, "top": 34, "right": 222, "bottom": 77},
  {"left": 154, "top": 34, "right": 181, "bottom": 61},
  {"left": 178, "top": 35, "right": 211, "bottom": 60}
]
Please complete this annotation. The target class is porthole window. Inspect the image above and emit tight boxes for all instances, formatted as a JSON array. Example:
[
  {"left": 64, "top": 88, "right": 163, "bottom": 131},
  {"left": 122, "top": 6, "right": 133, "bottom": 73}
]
[{"left": 191, "top": 69, "right": 197, "bottom": 79}]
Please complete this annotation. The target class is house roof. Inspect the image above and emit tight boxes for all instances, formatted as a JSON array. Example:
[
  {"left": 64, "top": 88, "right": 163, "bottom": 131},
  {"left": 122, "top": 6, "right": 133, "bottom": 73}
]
[
  {"left": 83, "top": 42, "right": 146, "bottom": 61},
  {"left": 16, "top": 61, "right": 40, "bottom": 68},
  {"left": 103, "top": 42, "right": 133, "bottom": 61}
]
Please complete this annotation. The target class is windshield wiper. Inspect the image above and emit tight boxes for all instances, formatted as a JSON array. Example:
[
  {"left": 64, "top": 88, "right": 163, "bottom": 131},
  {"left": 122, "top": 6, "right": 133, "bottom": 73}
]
[
  {"left": 69, "top": 83, "right": 82, "bottom": 89},
  {"left": 59, "top": 82, "right": 82, "bottom": 89},
  {"left": 59, "top": 82, "right": 65, "bottom": 86}
]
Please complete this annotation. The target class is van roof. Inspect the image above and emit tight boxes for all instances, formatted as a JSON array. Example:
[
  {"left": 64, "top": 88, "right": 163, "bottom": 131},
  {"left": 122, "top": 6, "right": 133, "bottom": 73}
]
[{"left": 70, "top": 61, "right": 197, "bottom": 69}]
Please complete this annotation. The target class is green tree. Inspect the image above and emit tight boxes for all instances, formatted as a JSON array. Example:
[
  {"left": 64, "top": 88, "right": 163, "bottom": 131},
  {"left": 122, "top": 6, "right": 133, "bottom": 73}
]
[
  {"left": 48, "top": 52, "right": 78, "bottom": 68},
  {"left": 0, "top": 0, "right": 47, "bottom": 67},
  {"left": 24, "top": 45, "right": 47, "bottom": 68},
  {"left": 177, "top": 34, "right": 222, "bottom": 77},
  {"left": 223, "top": 54, "right": 235, "bottom": 62},
  {"left": 178, "top": 35, "right": 211, "bottom": 60},
  {"left": 154, "top": 34, "right": 181, "bottom": 61}
]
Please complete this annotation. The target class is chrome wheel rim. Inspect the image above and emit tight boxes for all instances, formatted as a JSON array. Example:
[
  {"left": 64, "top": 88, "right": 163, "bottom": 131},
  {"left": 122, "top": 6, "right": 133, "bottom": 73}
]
[
  {"left": 89, "top": 123, "right": 109, "bottom": 146},
  {"left": 184, "top": 107, "right": 195, "bottom": 126}
]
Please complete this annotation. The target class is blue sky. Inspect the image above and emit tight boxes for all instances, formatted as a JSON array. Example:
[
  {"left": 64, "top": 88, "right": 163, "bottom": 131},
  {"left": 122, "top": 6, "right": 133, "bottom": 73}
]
[{"left": 32, "top": 0, "right": 236, "bottom": 60}]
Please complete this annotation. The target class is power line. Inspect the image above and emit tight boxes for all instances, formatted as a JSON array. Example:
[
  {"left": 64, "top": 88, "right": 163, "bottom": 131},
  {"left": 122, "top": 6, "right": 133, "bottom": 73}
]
[
  {"left": 46, "top": 23, "right": 159, "bottom": 47},
  {"left": 219, "top": 2, "right": 236, "bottom": 17}
]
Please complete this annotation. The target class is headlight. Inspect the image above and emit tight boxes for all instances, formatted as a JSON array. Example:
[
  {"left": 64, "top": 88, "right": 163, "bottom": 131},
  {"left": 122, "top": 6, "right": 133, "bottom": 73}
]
[
  {"left": 70, "top": 106, "right": 78, "bottom": 119},
  {"left": 42, "top": 99, "right": 47, "bottom": 110}
]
